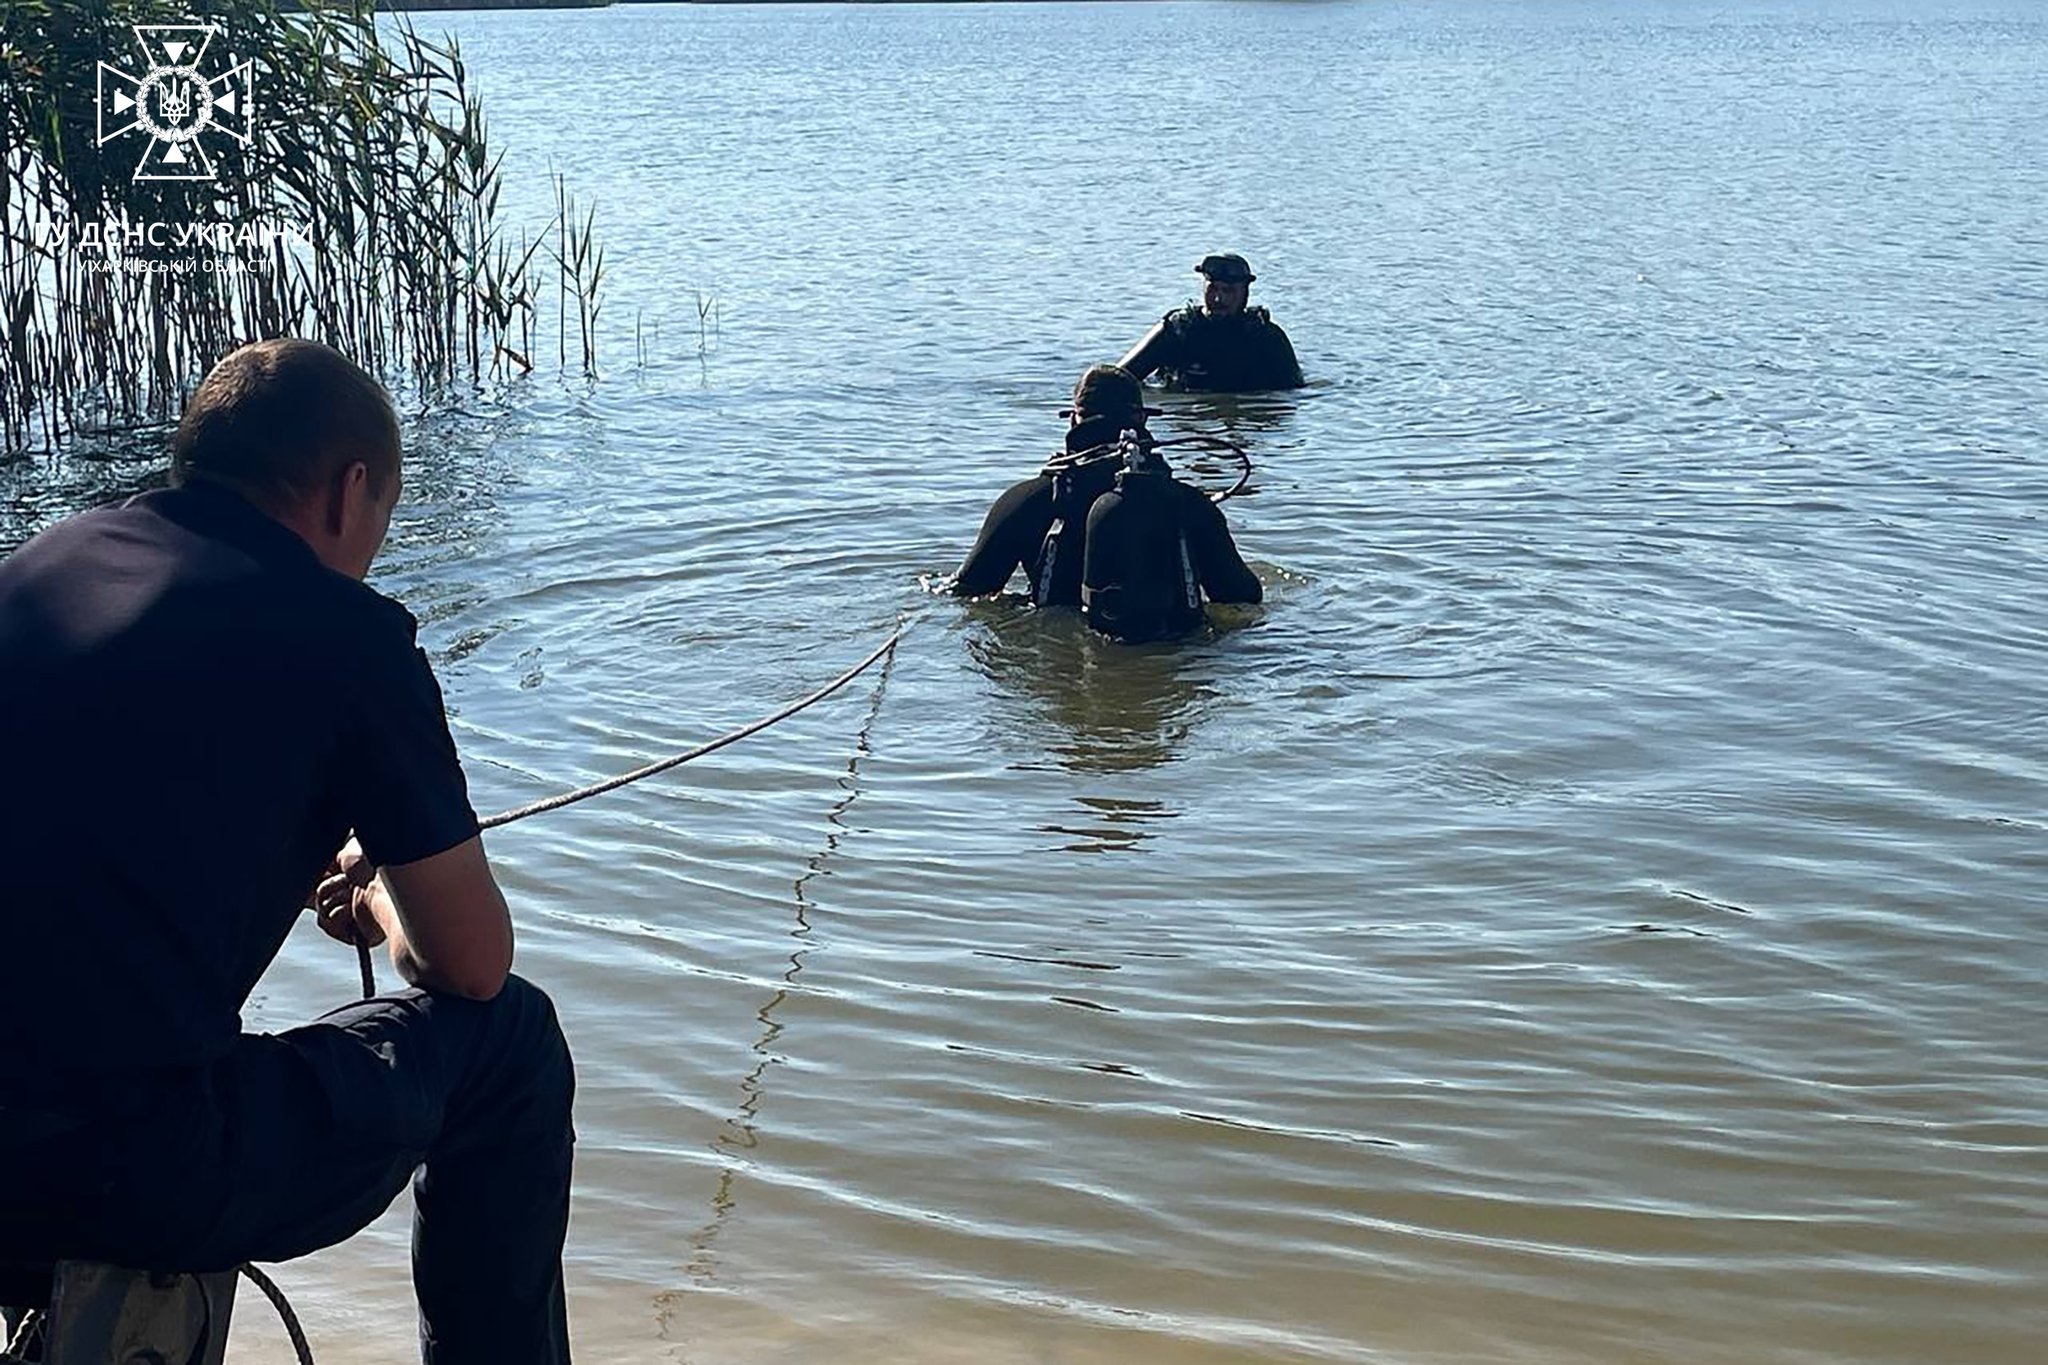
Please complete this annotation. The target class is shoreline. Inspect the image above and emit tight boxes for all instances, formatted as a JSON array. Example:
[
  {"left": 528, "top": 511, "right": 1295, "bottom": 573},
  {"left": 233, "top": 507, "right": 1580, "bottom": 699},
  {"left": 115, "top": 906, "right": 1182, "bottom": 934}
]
[{"left": 380, "top": 1, "right": 1159, "bottom": 11}]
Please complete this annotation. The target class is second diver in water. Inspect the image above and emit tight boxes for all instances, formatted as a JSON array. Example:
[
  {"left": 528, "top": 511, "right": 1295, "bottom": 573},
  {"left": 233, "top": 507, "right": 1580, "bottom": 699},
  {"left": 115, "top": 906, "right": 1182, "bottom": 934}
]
[
  {"left": 1118, "top": 253, "right": 1305, "bottom": 394},
  {"left": 949, "top": 364, "right": 1262, "bottom": 643}
]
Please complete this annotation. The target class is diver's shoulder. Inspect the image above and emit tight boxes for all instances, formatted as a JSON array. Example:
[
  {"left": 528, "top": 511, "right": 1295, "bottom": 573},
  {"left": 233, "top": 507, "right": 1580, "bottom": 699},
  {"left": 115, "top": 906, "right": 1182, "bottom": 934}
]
[{"left": 1248, "top": 307, "right": 1299, "bottom": 357}]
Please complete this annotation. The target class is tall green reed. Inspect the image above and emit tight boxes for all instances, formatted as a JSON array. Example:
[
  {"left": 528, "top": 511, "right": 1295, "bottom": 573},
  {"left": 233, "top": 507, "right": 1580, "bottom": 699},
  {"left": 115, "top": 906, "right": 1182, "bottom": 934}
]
[{"left": 0, "top": 0, "right": 601, "bottom": 460}]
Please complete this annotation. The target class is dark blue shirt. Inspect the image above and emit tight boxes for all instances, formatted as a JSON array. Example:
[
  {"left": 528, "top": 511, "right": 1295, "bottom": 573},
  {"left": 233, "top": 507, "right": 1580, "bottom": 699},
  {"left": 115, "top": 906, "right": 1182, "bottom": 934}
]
[{"left": 0, "top": 483, "right": 478, "bottom": 1091}]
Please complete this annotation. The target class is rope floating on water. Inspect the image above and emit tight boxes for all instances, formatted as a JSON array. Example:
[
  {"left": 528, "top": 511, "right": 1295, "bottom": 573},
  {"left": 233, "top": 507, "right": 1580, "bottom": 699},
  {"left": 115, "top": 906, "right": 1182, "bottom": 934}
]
[
  {"left": 350, "top": 623, "right": 910, "bottom": 997},
  {"left": 479, "top": 624, "right": 908, "bottom": 830},
  {"left": 326, "top": 631, "right": 912, "bottom": 1364}
]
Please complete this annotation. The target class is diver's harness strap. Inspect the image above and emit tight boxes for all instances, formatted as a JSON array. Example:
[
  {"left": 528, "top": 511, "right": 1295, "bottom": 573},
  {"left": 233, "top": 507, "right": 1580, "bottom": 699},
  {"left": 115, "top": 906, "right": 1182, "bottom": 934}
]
[{"left": 1034, "top": 432, "right": 1138, "bottom": 606}]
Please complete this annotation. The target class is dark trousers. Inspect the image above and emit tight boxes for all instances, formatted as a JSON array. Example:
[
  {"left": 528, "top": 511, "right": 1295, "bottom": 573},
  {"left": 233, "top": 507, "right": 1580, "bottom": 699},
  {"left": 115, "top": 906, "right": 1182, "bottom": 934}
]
[{"left": 0, "top": 975, "right": 575, "bottom": 1365}]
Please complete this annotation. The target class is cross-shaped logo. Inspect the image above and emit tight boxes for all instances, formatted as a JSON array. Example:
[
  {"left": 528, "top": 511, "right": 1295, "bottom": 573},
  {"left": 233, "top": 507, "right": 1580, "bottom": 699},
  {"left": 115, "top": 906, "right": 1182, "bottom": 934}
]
[{"left": 97, "top": 24, "right": 253, "bottom": 182}]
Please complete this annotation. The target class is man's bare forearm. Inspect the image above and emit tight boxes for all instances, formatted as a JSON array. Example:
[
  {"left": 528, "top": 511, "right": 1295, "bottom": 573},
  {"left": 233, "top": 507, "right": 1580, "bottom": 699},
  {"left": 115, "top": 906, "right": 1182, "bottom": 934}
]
[
  {"left": 362, "top": 874, "right": 448, "bottom": 993},
  {"left": 367, "top": 853, "right": 513, "bottom": 1001}
]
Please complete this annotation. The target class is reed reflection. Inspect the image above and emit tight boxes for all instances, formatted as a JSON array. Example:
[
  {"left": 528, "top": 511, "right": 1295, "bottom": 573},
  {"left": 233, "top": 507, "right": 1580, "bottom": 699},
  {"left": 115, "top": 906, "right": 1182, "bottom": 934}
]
[{"left": 0, "top": 452, "right": 165, "bottom": 554}]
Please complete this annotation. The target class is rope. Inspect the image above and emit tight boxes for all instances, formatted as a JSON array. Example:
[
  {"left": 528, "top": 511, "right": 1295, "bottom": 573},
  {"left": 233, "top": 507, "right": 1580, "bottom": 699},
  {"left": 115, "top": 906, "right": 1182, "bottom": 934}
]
[
  {"left": 351, "top": 922, "right": 375, "bottom": 1000},
  {"left": 3, "top": 1308, "right": 41, "bottom": 1362},
  {"left": 350, "top": 623, "right": 910, "bottom": 998},
  {"left": 2, "top": 1270, "right": 306, "bottom": 1365},
  {"left": 239, "top": 1264, "right": 315, "bottom": 1365},
  {"left": 479, "top": 625, "right": 906, "bottom": 830}
]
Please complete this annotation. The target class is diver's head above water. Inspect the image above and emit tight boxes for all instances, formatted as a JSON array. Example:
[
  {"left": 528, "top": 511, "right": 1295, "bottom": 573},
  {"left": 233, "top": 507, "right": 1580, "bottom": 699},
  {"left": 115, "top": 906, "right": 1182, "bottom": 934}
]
[
  {"left": 1196, "top": 252, "right": 1255, "bottom": 320},
  {"left": 1059, "top": 364, "right": 1160, "bottom": 454}
]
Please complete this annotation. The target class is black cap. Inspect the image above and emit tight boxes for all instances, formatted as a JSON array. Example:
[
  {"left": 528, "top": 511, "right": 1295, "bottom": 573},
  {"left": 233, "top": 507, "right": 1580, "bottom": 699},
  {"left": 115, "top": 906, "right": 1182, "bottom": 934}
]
[
  {"left": 1196, "top": 252, "right": 1256, "bottom": 283},
  {"left": 1058, "top": 364, "right": 1160, "bottom": 422}
]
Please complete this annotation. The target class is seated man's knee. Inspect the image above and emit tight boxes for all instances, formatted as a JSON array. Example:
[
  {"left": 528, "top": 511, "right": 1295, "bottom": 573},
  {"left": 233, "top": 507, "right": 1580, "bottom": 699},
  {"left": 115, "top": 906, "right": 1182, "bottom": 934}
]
[{"left": 488, "top": 974, "right": 575, "bottom": 1097}]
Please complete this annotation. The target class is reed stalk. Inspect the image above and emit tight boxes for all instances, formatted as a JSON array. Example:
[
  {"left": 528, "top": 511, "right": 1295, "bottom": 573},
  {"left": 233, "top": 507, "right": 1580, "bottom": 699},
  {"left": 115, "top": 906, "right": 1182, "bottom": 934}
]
[{"left": 0, "top": 0, "right": 602, "bottom": 460}]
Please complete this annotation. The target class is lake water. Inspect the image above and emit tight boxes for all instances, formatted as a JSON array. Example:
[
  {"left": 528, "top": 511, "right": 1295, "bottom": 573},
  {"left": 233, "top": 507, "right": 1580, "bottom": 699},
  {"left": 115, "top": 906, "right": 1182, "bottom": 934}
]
[{"left": 7, "top": 1, "right": 2047, "bottom": 1361}]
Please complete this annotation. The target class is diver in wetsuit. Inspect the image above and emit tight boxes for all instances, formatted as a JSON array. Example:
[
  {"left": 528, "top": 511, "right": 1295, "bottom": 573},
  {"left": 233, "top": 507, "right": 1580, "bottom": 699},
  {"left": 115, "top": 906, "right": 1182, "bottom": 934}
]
[
  {"left": 1118, "top": 253, "right": 1305, "bottom": 393},
  {"left": 949, "top": 364, "right": 1261, "bottom": 642}
]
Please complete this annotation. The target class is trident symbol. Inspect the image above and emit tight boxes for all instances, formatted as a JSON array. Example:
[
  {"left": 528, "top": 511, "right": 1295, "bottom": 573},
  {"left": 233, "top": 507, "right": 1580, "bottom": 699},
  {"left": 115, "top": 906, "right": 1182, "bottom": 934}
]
[{"left": 157, "top": 78, "right": 192, "bottom": 124}]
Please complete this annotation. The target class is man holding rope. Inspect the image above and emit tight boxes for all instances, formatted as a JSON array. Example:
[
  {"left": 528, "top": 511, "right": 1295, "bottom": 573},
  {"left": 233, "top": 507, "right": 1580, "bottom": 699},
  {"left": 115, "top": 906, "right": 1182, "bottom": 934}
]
[
  {"left": 0, "top": 340, "right": 574, "bottom": 1364},
  {"left": 950, "top": 364, "right": 1262, "bottom": 642}
]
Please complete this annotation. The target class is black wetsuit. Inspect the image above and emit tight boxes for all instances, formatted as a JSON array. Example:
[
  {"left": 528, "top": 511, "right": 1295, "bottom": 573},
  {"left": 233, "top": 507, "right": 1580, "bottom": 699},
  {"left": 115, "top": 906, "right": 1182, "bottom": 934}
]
[
  {"left": 951, "top": 430, "right": 1261, "bottom": 641},
  {"left": 1124, "top": 305, "right": 1305, "bottom": 393}
]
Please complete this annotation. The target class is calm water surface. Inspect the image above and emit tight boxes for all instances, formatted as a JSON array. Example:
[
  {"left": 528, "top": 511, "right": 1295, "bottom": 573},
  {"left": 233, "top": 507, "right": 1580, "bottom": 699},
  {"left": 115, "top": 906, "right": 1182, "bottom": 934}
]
[{"left": 9, "top": 2, "right": 2047, "bottom": 1361}]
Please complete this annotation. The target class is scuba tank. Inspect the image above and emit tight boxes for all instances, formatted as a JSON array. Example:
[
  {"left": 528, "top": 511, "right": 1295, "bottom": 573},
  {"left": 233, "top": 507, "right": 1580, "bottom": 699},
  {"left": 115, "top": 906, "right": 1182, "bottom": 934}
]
[{"left": 1078, "top": 431, "right": 1201, "bottom": 642}]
